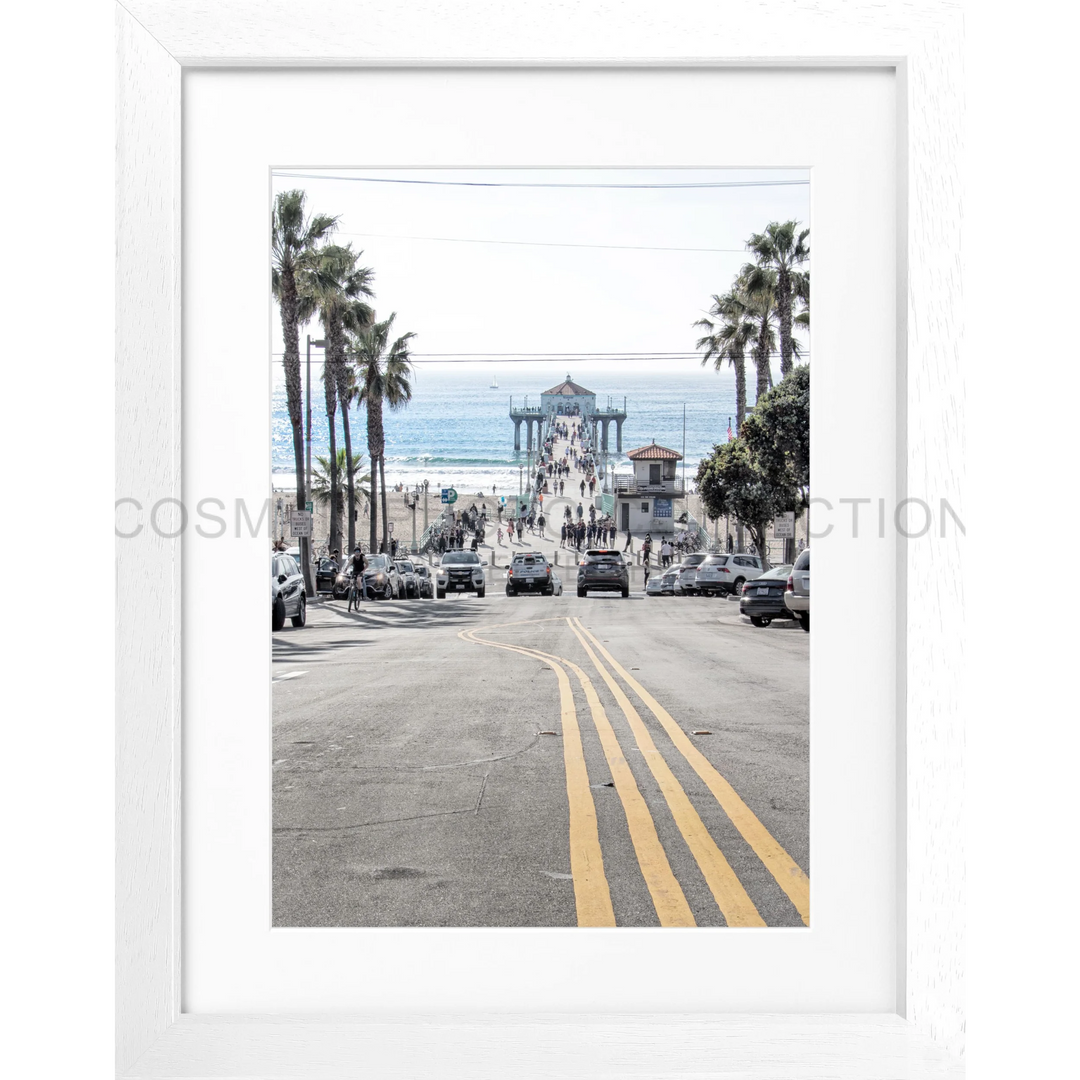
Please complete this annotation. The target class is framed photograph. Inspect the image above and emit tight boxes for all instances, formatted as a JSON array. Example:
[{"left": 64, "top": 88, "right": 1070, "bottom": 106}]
[{"left": 117, "top": 2, "right": 963, "bottom": 1076}]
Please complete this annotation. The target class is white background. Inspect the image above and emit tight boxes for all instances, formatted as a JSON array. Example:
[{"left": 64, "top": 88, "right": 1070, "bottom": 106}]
[{"left": 183, "top": 66, "right": 895, "bottom": 1013}]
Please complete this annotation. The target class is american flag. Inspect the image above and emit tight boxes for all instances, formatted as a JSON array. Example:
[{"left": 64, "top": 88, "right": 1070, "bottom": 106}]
[{"left": 727, "top": 417, "right": 733, "bottom": 442}]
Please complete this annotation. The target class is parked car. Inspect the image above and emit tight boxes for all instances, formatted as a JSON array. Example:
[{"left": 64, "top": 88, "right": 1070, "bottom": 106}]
[
  {"left": 413, "top": 563, "right": 434, "bottom": 599},
  {"left": 646, "top": 567, "right": 678, "bottom": 596},
  {"left": 648, "top": 565, "right": 673, "bottom": 600},
  {"left": 784, "top": 547, "right": 810, "bottom": 631},
  {"left": 738, "top": 565, "right": 794, "bottom": 626},
  {"left": 550, "top": 567, "right": 564, "bottom": 596},
  {"left": 272, "top": 552, "right": 306, "bottom": 630},
  {"left": 436, "top": 550, "right": 486, "bottom": 598},
  {"left": 577, "top": 549, "right": 630, "bottom": 597},
  {"left": 362, "top": 552, "right": 403, "bottom": 600},
  {"left": 315, "top": 556, "right": 342, "bottom": 596},
  {"left": 394, "top": 559, "right": 420, "bottom": 599},
  {"left": 506, "top": 551, "right": 556, "bottom": 596},
  {"left": 670, "top": 551, "right": 710, "bottom": 595}
]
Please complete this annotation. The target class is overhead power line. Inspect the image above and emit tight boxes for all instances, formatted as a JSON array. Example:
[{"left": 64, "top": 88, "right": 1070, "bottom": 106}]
[
  {"left": 274, "top": 172, "right": 809, "bottom": 190},
  {"left": 271, "top": 350, "right": 809, "bottom": 365},
  {"left": 338, "top": 231, "right": 753, "bottom": 254}
]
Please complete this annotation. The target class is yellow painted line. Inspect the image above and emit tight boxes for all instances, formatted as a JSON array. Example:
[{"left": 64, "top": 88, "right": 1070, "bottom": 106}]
[
  {"left": 460, "top": 628, "right": 615, "bottom": 927},
  {"left": 566, "top": 619, "right": 766, "bottom": 928},
  {"left": 572, "top": 618, "right": 810, "bottom": 926},
  {"left": 507, "top": 640, "right": 696, "bottom": 928}
]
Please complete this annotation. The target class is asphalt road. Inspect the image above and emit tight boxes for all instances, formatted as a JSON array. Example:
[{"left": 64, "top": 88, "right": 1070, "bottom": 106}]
[{"left": 272, "top": 586, "right": 809, "bottom": 928}]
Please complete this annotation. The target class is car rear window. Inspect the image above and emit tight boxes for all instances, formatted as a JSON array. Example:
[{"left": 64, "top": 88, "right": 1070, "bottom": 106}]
[
  {"left": 584, "top": 550, "right": 624, "bottom": 564},
  {"left": 794, "top": 549, "right": 810, "bottom": 570},
  {"left": 702, "top": 555, "right": 728, "bottom": 565}
]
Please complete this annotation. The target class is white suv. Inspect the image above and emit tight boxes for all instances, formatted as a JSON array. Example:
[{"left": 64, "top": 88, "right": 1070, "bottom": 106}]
[
  {"left": 693, "top": 552, "right": 766, "bottom": 596},
  {"left": 784, "top": 547, "right": 810, "bottom": 630}
]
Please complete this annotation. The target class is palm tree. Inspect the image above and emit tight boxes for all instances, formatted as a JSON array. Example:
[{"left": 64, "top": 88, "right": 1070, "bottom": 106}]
[
  {"left": 272, "top": 189, "right": 337, "bottom": 592},
  {"left": 339, "top": 299, "right": 375, "bottom": 552},
  {"left": 351, "top": 314, "right": 416, "bottom": 551},
  {"left": 747, "top": 221, "right": 809, "bottom": 377},
  {"left": 310, "top": 244, "right": 375, "bottom": 556},
  {"left": 311, "top": 450, "right": 371, "bottom": 534},
  {"left": 694, "top": 286, "right": 754, "bottom": 432},
  {"left": 741, "top": 265, "right": 780, "bottom": 401},
  {"left": 794, "top": 271, "right": 810, "bottom": 334}
]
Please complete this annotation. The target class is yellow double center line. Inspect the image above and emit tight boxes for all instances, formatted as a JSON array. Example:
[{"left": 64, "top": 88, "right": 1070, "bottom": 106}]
[
  {"left": 570, "top": 617, "right": 810, "bottom": 926},
  {"left": 461, "top": 622, "right": 615, "bottom": 926}
]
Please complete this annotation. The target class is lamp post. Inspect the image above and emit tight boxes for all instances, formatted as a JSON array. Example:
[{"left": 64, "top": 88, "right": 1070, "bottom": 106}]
[{"left": 303, "top": 335, "right": 326, "bottom": 596}]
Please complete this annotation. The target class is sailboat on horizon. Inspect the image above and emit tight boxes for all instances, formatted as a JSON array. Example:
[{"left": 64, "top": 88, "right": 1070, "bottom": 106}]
[{"left": 490, "top": 374, "right": 499, "bottom": 389}]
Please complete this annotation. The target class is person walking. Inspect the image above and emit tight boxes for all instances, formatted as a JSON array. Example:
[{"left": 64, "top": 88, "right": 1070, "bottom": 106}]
[
  {"left": 516, "top": 519, "right": 524, "bottom": 542},
  {"left": 560, "top": 522, "right": 567, "bottom": 547},
  {"left": 579, "top": 479, "right": 586, "bottom": 497},
  {"left": 623, "top": 528, "right": 633, "bottom": 553}
]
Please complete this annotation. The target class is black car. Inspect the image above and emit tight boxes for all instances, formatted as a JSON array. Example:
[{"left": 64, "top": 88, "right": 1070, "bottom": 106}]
[
  {"left": 315, "top": 557, "right": 344, "bottom": 597},
  {"left": 577, "top": 549, "right": 630, "bottom": 598},
  {"left": 272, "top": 552, "right": 307, "bottom": 631},
  {"left": 738, "top": 565, "right": 794, "bottom": 627},
  {"left": 362, "top": 553, "right": 404, "bottom": 600}
]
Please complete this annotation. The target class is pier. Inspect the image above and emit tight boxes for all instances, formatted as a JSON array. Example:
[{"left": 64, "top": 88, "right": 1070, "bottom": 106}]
[{"left": 510, "top": 376, "right": 627, "bottom": 453}]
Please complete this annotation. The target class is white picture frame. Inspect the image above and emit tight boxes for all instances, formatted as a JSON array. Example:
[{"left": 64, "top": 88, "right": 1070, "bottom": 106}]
[{"left": 116, "top": 2, "right": 964, "bottom": 1075}]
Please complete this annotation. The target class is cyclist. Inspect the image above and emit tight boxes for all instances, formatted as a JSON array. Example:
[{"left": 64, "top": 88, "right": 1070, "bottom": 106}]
[{"left": 346, "top": 545, "right": 366, "bottom": 611}]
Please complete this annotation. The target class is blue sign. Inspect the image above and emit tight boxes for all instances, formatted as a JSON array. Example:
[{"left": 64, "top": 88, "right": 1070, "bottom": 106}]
[{"left": 654, "top": 498, "right": 673, "bottom": 518}]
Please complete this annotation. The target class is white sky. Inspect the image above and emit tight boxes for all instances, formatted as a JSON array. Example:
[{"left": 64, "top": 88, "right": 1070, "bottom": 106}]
[{"left": 270, "top": 168, "right": 810, "bottom": 382}]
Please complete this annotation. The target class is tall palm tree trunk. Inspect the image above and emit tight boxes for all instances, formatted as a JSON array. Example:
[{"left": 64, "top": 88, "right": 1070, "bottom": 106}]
[
  {"left": 323, "top": 319, "right": 343, "bottom": 556},
  {"left": 366, "top": 398, "right": 383, "bottom": 551},
  {"left": 379, "top": 454, "right": 389, "bottom": 552},
  {"left": 733, "top": 348, "right": 747, "bottom": 432},
  {"left": 341, "top": 405, "right": 356, "bottom": 552},
  {"left": 369, "top": 459, "right": 379, "bottom": 551},
  {"left": 326, "top": 409, "right": 340, "bottom": 554},
  {"left": 280, "top": 275, "right": 304, "bottom": 502},
  {"left": 754, "top": 330, "right": 771, "bottom": 403},
  {"left": 777, "top": 266, "right": 794, "bottom": 377}
]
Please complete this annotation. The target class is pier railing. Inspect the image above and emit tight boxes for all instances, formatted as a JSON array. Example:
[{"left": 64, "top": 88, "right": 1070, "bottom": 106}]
[{"left": 612, "top": 476, "right": 686, "bottom": 497}]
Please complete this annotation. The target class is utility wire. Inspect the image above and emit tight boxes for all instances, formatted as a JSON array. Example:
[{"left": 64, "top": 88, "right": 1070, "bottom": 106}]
[
  {"left": 274, "top": 172, "right": 809, "bottom": 190},
  {"left": 271, "top": 351, "right": 808, "bottom": 365},
  {"left": 337, "top": 230, "right": 755, "bottom": 254}
]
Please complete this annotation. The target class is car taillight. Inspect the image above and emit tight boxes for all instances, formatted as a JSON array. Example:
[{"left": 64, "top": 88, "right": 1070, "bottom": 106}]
[
  {"left": 786, "top": 576, "right": 794, "bottom": 591},
  {"left": 720, "top": 567, "right": 730, "bottom": 573},
  {"left": 508, "top": 569, "right": 513, "bottom": 576}
]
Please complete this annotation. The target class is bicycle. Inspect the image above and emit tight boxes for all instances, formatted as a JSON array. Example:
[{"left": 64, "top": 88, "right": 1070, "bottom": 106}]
[{"left": 346, "top": 571, "right": 364, "bottom": 613}]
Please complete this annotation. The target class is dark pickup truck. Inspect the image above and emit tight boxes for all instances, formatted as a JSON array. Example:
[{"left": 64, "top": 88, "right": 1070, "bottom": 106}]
[{"left": 506, "top": 551, "right": 555, "bottom": 596}]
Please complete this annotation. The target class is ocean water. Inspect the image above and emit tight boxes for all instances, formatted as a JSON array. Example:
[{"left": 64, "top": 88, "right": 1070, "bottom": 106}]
[{"left": 271, "top": 364, "right": 751, "bottom": 494}]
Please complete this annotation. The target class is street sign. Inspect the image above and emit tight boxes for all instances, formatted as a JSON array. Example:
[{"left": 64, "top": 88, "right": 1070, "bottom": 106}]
[
  {"left": 305, "top": 501, "right": 313, "bottom": 513},
  {"left": 289, "top": 510, "right": 312, "bottom": 538},
  {"left": 441, "top": 487, "right": 458, "bottom": 505},
  {"left": 388, "top": 522, "right": 394, "bottom": 534},
  {"left": 773, "top": 511, "right": 795, "bottom": 539}
]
